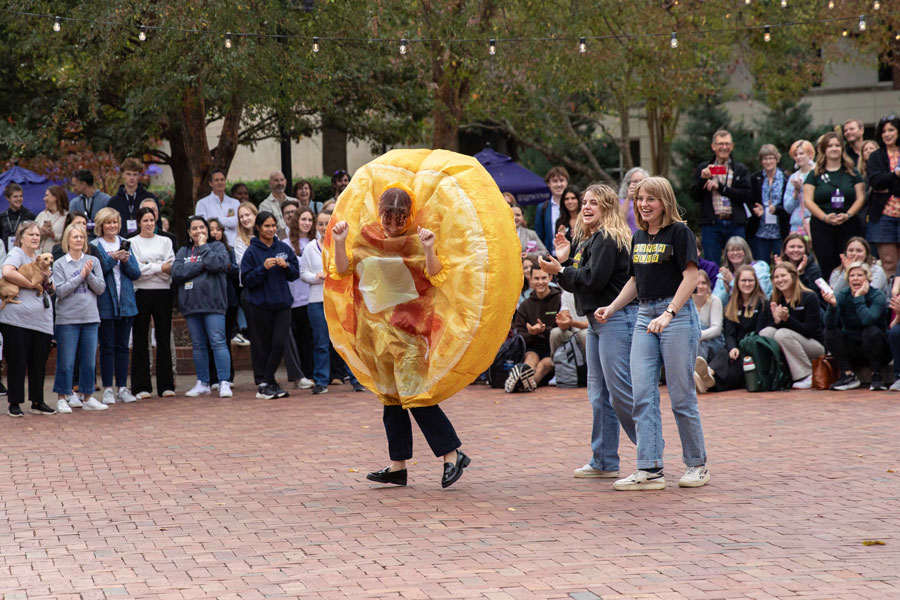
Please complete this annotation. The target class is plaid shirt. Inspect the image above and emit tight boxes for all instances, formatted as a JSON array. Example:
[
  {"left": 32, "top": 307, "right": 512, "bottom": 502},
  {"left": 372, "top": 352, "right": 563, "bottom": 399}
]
[{"left": 712, "top": 160, "right": 735, "bottom": 218}]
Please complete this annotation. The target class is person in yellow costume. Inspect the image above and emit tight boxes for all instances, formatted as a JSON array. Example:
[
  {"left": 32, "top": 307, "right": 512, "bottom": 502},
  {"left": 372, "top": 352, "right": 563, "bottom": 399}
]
[{"left": 324, "top": 148, "right": 519, "bottom": 489}]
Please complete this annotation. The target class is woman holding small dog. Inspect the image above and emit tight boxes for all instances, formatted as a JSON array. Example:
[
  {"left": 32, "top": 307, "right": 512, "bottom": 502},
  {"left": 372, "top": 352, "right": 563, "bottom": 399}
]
[
  {"left": 52, "top": 224, "right": 106, "bottom": 413},
  {"left": 1, "top": 221, "right": 56, "bottom": 417}
]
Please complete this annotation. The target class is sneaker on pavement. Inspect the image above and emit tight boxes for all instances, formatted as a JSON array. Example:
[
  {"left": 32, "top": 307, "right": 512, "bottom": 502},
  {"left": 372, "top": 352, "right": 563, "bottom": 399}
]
[
  {"left": 311, "top": 385, "right": 328, "bottom": 395},
  {"left": 102, "top": 388, "right": 116, "bottom": 405},
  {"left": 211, "top": 383, "right": 219, "bottom": 390},
  {"left": 256, "top": 384, "right": 276, "bottom": 400},
  {"left": 118, "top": 388, "right": 137, "bottom": 403},
  {"left": 792, "top": 375, "right": 812, "bottom": 390},
  {"left": 8, "top": 404, "right": 23, "bottom": 417},
  {"left": 219, "top": 381, "right": 233, "bottom": 398},
  {"left": 56, "top": 399, "right": 73, "bottom": 414},
  {"left": 269, "top": 384, "right": 289, "bottom": 399},
  {"left": 185, "top": 381, "right": 212, "bottom": 397},
  {"left": 161, "top": 390, "right": 175, "bottom": 398},
  {"left": 298, "top": 377, "right": 315, "bottom": 389},
  {"left": 890, "top": 379, "right": 900, "bottom": 392},
  {"left": 694, "top": 357, "right": 715, "bottom": 393},
  {"left": 830, "top": 373, "right": 860, "bottom": 391},
  {"left": 231, "top": 333, "right": 250, "bottom": 346},
  {"left": 82, "top": 397, "right": 108, "bottom": 411},
  {"left": 135, "top": 391, "right": 151, "bottom": 400},
  {"left": 504, "top": 363, "right": 536, "bottom": 393},
  {"left": 67, "top": 392, "right": 83, "bottom": 408},
  {"left": 352, "top": 382, "right": 367, "bottom": 392},
  {"left": 679, "top": 465, "right": 711, "bottom": 488},
  {"left": 29, "top": 402, "right": 57, "bottom": 415},
  {"left": 573, "top": 464, "right": 619, "bottom": 478},
  {"left": 870, "top": 374, "right": 887, "bottom": 391},
  {"left": 613, "top": 470, "right": 666, "bottom": 491}
]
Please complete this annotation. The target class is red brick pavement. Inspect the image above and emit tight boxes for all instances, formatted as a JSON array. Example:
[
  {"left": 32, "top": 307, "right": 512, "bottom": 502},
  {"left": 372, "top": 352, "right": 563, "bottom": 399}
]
[{"left": 2, "top": 376, "right": 899, "bottom": 599}]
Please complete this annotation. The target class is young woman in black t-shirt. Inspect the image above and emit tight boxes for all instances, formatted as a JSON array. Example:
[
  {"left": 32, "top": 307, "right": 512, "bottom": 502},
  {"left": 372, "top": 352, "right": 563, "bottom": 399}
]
[{"left": 596, "top": 176, "right": 709, "bottom": 491}]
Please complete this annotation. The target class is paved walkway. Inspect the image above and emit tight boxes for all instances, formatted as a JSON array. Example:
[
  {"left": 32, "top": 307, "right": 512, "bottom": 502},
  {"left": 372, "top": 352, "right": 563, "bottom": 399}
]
[{"left": 2, "top": 372, "right": 899, "bottom": 599}]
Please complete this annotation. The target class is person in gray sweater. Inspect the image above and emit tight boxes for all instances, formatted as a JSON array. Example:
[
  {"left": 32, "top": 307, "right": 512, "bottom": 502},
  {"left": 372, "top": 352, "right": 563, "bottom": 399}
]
[{"left": 52, "top": 223, "right": 107, "bottom": 413}]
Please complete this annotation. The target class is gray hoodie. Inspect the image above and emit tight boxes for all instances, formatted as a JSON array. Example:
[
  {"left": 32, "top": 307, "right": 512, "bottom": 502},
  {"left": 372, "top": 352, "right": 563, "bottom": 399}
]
[{"left": 52, "top": 252, "right": 106, "bottom": 325}]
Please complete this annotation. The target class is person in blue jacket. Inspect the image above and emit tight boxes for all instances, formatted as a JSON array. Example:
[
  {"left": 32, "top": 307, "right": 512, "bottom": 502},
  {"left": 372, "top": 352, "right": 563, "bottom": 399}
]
[
  {"left": 240, "top": 211, "right": 300, "bottom": 400},
  {"left": 172, "top": 215, "right": 232, "bottom": 399}
]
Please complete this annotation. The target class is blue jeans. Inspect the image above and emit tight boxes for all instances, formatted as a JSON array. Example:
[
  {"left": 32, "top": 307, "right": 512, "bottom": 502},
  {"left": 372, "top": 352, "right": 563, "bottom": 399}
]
[
  {"left": 630, "top": 298, "right": 707, "bottom": 470},
  {"left": 185, "top": 313, "right": 230, "bottom": 384},
  {"left": 698, "top": 334, "right": 726, "bottom": 362},
  {"left": 99, "top": 317, "right": 133, "bottom": 388},
  {"left": 750, "top": 236, "right": 781, "bottom": 265},
  {"left": 585, "top": 304, "right": 638, "bottom": 471},
  {"left": 701, "top": 219, "right": 746, "bottom": 262},
  {"left": 308, "top": 302, "right": 331, "bottom": 387},
  {"left": 54, "top": 323, "right": 99, "bottom": 395}
]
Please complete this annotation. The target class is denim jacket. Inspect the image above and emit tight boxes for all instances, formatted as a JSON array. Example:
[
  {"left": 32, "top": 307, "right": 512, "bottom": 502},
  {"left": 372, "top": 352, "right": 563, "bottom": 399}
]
[{"left": 92, "top": 237, "right": 141, "bottom": 319}]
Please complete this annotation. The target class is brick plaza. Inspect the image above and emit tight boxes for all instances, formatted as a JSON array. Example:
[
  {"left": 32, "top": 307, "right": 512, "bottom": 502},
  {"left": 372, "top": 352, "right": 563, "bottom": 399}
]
[{"left": 2, "top": 374, "right": 899, "bottom": 599}]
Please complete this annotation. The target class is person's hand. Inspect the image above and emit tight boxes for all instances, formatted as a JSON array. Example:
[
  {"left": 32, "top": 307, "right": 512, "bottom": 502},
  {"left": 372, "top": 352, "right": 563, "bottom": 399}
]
[
  {"left": 839, "top": 252, "right": 852, "bottom": 271},
  {"left": 773, "top": 254, "right": 782, "bottom": 266},
  {"left": 770, "top": 301, "right": 783, "bottom": 324},
  {"left": 554, "top": 232, "right": 570, "bottom": 262},
  {"left": 825, "top": 213, "right": 840, "bottom": 226},
  {"left": 161, "top": 261, "right": 172, "bottom": 274},
  {"left": 80, "top": 261, "right": 92, "bottom": 279},
  {"left": 752, "top": 203, "right": 764, "bottom": 217},
  {"left": 854, "top": 279, "right": 870, "bottom": 298},
  {"left": 835, "top": 213, "right": 849, "bottom": 225},
  {"left": 40, "top": 221, "right": 53, "bottom": 237},
  {"left": 264, "top": 257, "right": 278, "bottom": 270},
  {"left": 797, "top": 253, "right": 808, "bottom": 274},
  {"left": 526, "top": 319, "right": 546, "bottom": 335},
  {"left": 113, "top": 249, "right": 129, "bottom": 262},
  {"left": 316, "top": 271, "right": 326, "bottom": 281},
  {"left": 729, "top": 348, "right": 740, "bottom": 361},
  {"left": 704, "top": 179, "right": 720, "bottom": 192},
  {"left": 556, "top": 310, "right": 572, "bottom": 330},
  {"left": 700, "top": 166, "right": 712, "bottom": 180},
  {"left": 594, "top": 305, "right": 613, "bottom": 323},
  {"left": 332, "top": 220, "right": 349, "bottom": 243},
  {"left": 417, "top": 226, "right": 436, "bottom": 250},
  {"left": 275, "top": 257, "right": 288, "bottom": 268},
  {"left": 719, "top": 267, "right": 733, "bottom": 286},
  {"left": 768, "top": 204, "right": 777, "bottom": 214},
  {"left": 792, "top": 177, "right": 803, "bottom": 191},
  {"left": 647, "top": 311, "right": 673, "bottom": 334},
  {"left": 195, "top": 232, "right": 207, "bottom": 246},
  {"left": 538, "top": 254, "right": 561, "bottom": 275},
  {"left": 823, "top": 290, "right": 837, "bottom": 306}
]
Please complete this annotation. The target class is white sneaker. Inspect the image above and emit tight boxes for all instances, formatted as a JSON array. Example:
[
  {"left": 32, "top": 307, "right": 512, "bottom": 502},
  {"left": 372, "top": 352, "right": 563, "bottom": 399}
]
[
  {"left": 102, "top": 388, "right": 116, "bottom": 405},
  {"left": 67, "top": 392, "right": 83, "bottom": 408},
  {"left": 613, "top": 470, "right": 666, "bottom": 491},
  {"left": 185, "top": 381, "right": 211, "bottom": 397},
  {"left": 890, "top": 379, "right": 900, "bottom": 392},
  {"left": 135, "top": 391, "right": 151, "bottom": 400},
  {"left": 298, "top": 377, "right": 314, "bottom": 389},
  {"left": 231, "top": 333, "right": 250, "bottom": 346},
  {"left": 219, "top": 381, "right": 233, "bottom": 398},
  {"left": 678, "top": 465, "right": 710, "bottom": 488},
  {"left": 118, "top": 388, "right": 137, "bottom": 403},
  {"left": 82, "top": 397, "right": 109, "bottom": 411},
  {"left": 211, "top": 383, "right": 219, "bottom": 390},
  {"left": 56, "top": 399, "right": 73, "bottom": 414},
  {"left": 792, "top": 375, "right": 812, "bottom": 390},
  {"left": 573, "top": 464, "right": 619, "bottom": 478}
]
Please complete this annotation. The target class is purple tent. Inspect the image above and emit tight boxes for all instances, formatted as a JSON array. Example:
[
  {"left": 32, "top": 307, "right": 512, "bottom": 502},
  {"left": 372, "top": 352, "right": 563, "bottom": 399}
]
[
  {"left": 474, "top": 148, "right": 550, "bottom": 206},
  {"left": 0, "top": 165, "right": 74, "bottom": 214}
]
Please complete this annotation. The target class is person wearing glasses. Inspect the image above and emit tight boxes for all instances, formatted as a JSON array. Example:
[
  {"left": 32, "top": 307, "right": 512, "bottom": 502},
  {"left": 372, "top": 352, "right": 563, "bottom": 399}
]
[
  {"left": 865, "top": 115, "right": 900, "bottom": 278},
  {"left": 691, "top": 130, "right": 752, "bottom": 263}
]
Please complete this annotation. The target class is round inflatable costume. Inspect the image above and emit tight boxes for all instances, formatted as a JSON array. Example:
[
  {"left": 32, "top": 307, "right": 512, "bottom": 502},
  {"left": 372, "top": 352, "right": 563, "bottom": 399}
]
[{"left": 323, "top": 149, "right": 520, "bottom": 408}]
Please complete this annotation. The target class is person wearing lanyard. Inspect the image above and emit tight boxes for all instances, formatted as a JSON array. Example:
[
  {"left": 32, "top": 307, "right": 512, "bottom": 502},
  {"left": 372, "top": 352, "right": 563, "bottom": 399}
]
[
  {"left": 107, "top": 158, "right": 158, "bottom": 237},
  {"left": 748, "top": 144, "right": 790, "bottom": 264},
  {"left": 0, "top": 184, "right": 36, "bottom": 253},
  {"left": 70, "top": 169, "right": 111, "bottom": 239}
]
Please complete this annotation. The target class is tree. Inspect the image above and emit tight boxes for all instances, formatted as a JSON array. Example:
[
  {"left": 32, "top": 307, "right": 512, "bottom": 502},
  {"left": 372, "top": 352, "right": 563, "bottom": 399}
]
[{"left": 754, "top": 101, "right": 831, "bottom": 172}]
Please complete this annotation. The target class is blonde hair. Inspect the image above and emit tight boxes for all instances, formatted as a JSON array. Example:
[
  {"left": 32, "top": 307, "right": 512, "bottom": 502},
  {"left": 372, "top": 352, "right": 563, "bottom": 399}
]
[
  {"left": 771, "top": 262, "right": 810, "bottom": 308},
  {"left": 581, "top": 183, "right": 631, "bottom": 251},
  {"left": 724, "top": 265, "right": 767, "bottom": 322},
  {"left": 844, "top": 261, "right": 872, "bottom": 282},
  {"left": 789, "top": 139, "right": 815, "bottom": 162},
  {"left": 237, "top": 201, "right": 258, "bottom": 246},
  {"left": 93, "top": 207, "right": 120, "bottom": 237},
  {"left": 61, "top": 223, "right": 88, "bottom": 254},
  {"left": 858, "top": 140, "right": 879, "bottom": 177},
  {"left": 632, "top": 177, "right": 685, "bottom": 231}
]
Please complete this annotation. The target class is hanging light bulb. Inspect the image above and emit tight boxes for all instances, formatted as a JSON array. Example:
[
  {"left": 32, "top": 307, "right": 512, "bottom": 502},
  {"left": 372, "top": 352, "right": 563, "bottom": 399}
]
[
  {"left": 745, "top": 0, "right": 751, "bottom": 4},
  {"left": 579, "top": 37, "right": 586, "bottom": 54},
  {"left": 670, "top": 31, "right": 678, "bottom": 48},
  {"left": 781, "top": 0, "right": 787, "bottom": 6},
  {"left": 841, "top": 28, "right": 849, "bottom": 37},
  {"left": 139, "top": 25, "right": 147, "bottom": 42},
  {"left": 225, "top": 32, "right": 232, "bottom": 48},
  {"left": 53, "top": 16, "right": 61, "bottom": 32},
  {"left": 399, "top": 38, "right": 408, "bottom": 55},
  {"left": 858, "top": 15, "right": 866, "bottom": 31},
  {"left": 312, "top": 36, "right": 319, "bottom": 53},
  {"left": 895, "top": 31, "right": 900, "bottom": 41},
  {"left": 873, "top": 0, "right": 881, "bottom": 9},
  {"left": 828, "top": 0, "right": 834, "bottom": 8},
  {"left": 764, "top": 25, "right": 771, "bottom": 42},
  {"left": 488, "top": 38, "right": 496, "bottom": 55}
]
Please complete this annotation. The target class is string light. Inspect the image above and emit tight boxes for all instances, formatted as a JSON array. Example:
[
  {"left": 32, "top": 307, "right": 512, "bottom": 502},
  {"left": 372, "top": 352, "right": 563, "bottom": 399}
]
[
  {"left": 828, "top": 0, "right": 834, "bottom": 8},
  {"left": 841, "top": 28, "right": 849, "bottom": 37},
  {"left": 764, "top": 25, "right": 771, "bottom": 42},
  {"left": 670, "top": 31, "right": 678, "bottom": 48},
  {"left": 745, "top": 0, "right": 751, "bottom": 4},
  {"left": 312, "top": 36, "right": 319, "bottom": 52},
  {"left": 225, "top": 31, "right": 232, "bottom": 48},
  {"left": 488, "top": 38, "right": 496, "bottom": 55},
  {"left": 399, "top": 38, "right": 407, "bottom": 55},
  {"left": 895, "top": 31, "right": 900, "bottom": 42},
  {"left": 781, "top": 0, "right": 787, "bottom": 6},
  {"left": 138, "top": 25, "right": 146, "bottom": 41},
  {"left": 52, "top": 16, "right": 60, "bottom": 32},
  {"left": 873, "top": 0, "right": 881, "bottom": 9},
  {"left": 578, "top": 37, "right": 586, "bottom": 53},
  {"left": 858, "top": 15, "right": 866, "bottom": 32}
]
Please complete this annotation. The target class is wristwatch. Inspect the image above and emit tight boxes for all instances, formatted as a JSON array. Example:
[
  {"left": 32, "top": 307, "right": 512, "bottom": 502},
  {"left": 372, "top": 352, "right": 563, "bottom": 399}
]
[{"left": 665, "top": 307, "right": 677, "bottom": 317}]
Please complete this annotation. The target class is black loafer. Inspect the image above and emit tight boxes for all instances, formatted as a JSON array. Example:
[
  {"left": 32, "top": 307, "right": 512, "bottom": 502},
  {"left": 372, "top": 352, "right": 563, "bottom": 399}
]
[
  {"left": 441, "top": 450, "right": 471, "bottom": 488},
  {"left": 366, "top": 466, "right": 407, "bottom": 486}
]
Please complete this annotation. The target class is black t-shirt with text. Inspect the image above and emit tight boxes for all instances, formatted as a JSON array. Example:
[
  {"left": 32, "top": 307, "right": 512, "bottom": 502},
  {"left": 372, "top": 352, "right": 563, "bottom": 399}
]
[{"left": 628, "top": 222, "right": 698, "bottom": 300}]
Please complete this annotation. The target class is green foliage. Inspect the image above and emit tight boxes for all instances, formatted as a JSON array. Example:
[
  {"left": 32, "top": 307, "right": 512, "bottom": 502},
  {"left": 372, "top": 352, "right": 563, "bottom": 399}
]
[
  {"left": 753, "top": 101, "right": 831, "bottom": 172},
  {"left": 151, "top": 177, "right": 333, "bottom": 213}
]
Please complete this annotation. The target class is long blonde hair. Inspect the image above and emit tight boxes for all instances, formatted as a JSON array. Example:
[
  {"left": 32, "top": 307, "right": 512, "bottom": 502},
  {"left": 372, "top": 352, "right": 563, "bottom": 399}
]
[
  {"left": 237, "top": 201, "right": 258, "bottom": 246},
  {"left": 771, "top": 262, "right": 810, "bottom": 308},
  {"left": 633, "top": 176, "right": 686, "bottom": 231},
  {"left": 580, "top": 183, "right": 631, "bottom": 251},
  {"left": 724, "top": 265, "right": 767, "bottom": 322}
]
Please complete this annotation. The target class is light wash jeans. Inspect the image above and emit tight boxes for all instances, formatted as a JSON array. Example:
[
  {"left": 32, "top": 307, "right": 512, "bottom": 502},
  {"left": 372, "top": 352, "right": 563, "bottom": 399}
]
[
  {"left": 185, "top": 313, "right": 230, "bottom": 384},
  {"left": 585, "top": 304, "right": 638, "bottom": 471},
  {"left": 630, "top": 297, "right": 707, "bottom": 470},
  {"left": 53, "top": 323, "right": 99, "bottom": 395}
]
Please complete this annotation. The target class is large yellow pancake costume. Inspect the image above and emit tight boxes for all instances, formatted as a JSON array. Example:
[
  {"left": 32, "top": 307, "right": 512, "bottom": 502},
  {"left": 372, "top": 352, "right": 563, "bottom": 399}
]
[{"left": 322, "top": 149, "right": 519, "bottom": 408}]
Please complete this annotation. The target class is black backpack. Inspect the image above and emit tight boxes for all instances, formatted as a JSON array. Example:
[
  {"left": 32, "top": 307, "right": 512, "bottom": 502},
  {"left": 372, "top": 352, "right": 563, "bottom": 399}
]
[{"left": 486, "top": 332, "right": 527, "bottom": 389}]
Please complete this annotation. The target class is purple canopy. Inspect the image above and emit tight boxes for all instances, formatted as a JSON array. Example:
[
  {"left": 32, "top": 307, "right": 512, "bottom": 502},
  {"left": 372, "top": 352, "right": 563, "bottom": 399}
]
[
  {"left": 0, "top": 165, "right": 74, "bottom": 214},
  {"left": 474, "top": 148, "right": 550, "bottom": 206}
]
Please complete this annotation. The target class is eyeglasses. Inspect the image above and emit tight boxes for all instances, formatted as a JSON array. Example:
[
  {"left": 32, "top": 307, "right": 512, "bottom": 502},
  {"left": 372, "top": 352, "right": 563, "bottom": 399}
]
[{"left": 635, "top": 196, "right": 659, "bottom": 204}]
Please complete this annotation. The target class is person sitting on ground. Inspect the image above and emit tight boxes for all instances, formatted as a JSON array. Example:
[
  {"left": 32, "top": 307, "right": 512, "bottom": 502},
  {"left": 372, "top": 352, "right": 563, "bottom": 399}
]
[
  {"left": 712, "top": 236, "right": 772, "bottom": 304},
  {"left": 774, "top": 233, "right": 826, "bottom": 310},
  {"left": 823, "top": 261, "right": 889, "bottom": 392},
  {"left": 828, "top": 236, "right": 888, "bottom": 296},
  {"left": 512, "top": 204, "right": 547, "bottom": 255},
  {"left": 692, "top": 269, "right": 725, "bottom": 394},
  {"left": 760, "top": 261, "right": 824, "bottom": 390},
  {"left": 695, "top": 238, "right": 719, "bottom": 289},
  {"left": 886, "top": 265, "right": 900, "bottom": 392},
  {"left": 519, "top": 253, "right": 538, "bottom": 306},
  {"left": 506, "top": 267, "right": 561, "bottom": 392}
]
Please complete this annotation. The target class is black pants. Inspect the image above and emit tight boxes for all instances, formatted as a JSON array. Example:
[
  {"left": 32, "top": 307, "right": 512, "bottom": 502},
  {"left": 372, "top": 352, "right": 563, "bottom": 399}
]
[
  {"left": 132, "top": 289, "right": 175, "bottom": 395},
  {"left": 291, "top": 305, "right": 314, "bottom": 378},
  {"left": 209, "top": 305, "right": 238, "bottom": 385},
  {"left": 383, "top": 404, "right": 461, "bottom": 461},
  {"left": 809, "top": 217, "right": 863, "bottom": 283},
  {"left": 824, "top": 324, "right": 889, "bottom": 373},
  {"left": 712, "top": 352, "right": 746, "bottom": 391},
  {"left": 247, "top": 305, "right": 292, "bottom": 384},
  {"left": 1, "top": 324, "right": 51, "bottom": 407}
]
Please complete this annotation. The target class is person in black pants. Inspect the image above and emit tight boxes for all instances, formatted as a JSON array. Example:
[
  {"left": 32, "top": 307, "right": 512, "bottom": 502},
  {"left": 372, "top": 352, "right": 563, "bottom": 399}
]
[{"left": 239, "top": 211, "right": 299, "bottom": 399}]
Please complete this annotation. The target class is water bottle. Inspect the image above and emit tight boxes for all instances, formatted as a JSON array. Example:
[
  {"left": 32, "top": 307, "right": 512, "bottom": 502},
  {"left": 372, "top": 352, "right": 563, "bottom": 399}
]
[{"left": 743, "top": 356, "right": 758, "bottom": 392}]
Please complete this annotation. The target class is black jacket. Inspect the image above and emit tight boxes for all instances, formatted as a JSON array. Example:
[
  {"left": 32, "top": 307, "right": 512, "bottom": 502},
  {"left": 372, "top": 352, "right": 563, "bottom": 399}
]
[
  {"left": 724, "top": 299, "right": 768, "bottom": 351},
  {"left": 0, "top": 207, "right": 37, "bottom": 251},
  {"left": 691, "top": 158, "right": 752, "bottom": 226},
  {"left": 764, "top": 290, "right": 824, "bottom": 344},
  {"left": 513, "top": 286, "right": 561, "bottom": 349},
  {"left": 746, "top": 170, "right": 791, "bottom": 240},
  {"left": 557, "top": 230, "right": 631, "bottom": 317},
  {"left": 107, "top": 185, "right": 158, "bottom": 233},
  {"left": 866, "top": 148, "right": 900, "bottom": 223}
]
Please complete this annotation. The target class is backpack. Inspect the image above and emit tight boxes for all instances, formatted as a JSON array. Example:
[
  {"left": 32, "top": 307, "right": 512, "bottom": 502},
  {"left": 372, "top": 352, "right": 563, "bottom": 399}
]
[
  {"left": 738, "top": 333, "right": 791, "bottom": 392},
  {"left": 553, "top": 335, "right": 587, "bottom": 388},
  {"left": 486, "top": 332, "right": 527, "bottom": 389}
]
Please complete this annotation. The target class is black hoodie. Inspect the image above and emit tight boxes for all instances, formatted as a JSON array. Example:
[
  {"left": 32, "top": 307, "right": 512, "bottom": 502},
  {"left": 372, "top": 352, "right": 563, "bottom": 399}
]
[
  {"left": 557, "top": 229, "right": 632, "bottom": 317},
  {"left": 513, "top": 286, "right": 561, "bottom": 349}
]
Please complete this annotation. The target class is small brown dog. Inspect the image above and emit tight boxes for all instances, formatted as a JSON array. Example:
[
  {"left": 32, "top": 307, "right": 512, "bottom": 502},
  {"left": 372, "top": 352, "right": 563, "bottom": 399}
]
[{"left": 0, "top": 252, "right": 54, "bottom": 309}]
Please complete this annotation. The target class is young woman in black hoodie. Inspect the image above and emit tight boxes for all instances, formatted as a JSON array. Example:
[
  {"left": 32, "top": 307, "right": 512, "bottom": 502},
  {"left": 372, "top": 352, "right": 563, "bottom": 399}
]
[{"left": 540, "top": 184, "right": 637, "bottom": 479}]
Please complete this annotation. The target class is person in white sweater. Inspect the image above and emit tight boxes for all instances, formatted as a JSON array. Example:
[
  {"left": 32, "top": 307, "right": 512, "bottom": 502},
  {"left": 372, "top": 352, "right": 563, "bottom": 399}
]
[
  {"left": 300, "top": 212, "right": 331, "bottom": 393},
  {"left": 35, "top": 185, "right": 69, "bottom": 254},
  {"left": 130, "top": 206, "right": 176, "bottom": 398}
]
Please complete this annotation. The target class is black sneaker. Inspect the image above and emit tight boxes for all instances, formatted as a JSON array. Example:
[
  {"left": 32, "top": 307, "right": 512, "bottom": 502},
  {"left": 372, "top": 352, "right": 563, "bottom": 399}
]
[
  {"left": 7, "top": 404, "right": 23, "bottom": 418},
  {"left": 269, "top": 384, "right": 289, "bottom": 399},
  {"left": 312, "top": 385, "right": 328, "bottom": 395},
  {"left": 870, "top": 374, "right": 887, "bottom": 391},
  {"left": 0, "top": 380, "right": 7, "bottom": 396},
  {"left": 29, "top": 402, "right": 57, "bottom": 415},
  {"left": 352, "top": 382, "right": 366, "bottom": 392},
  {"left": 831, "top": 373, "right": 860, "bottom": 391},
  {"left": 256, "top": 384, "right": 276, "bottom": 400}
]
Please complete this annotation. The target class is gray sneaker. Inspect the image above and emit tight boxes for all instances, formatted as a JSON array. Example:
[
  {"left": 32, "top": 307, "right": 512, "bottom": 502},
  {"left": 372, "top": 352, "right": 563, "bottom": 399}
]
[{"left": 573, "top": 464, "right": 619, "bottom": 478}]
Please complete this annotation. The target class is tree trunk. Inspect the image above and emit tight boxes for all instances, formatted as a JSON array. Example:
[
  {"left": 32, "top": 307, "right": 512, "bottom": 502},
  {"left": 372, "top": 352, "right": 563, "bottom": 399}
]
[
  {"left": 618, "top": 100, "right": 634, "bottom": 171},
  {"left": 165, "top": 124, "right": 194, "bottom": 248},
  {"left": 431, "top": 55, "right": 466, "bottom": 151},
  {"left": 213, "top": 95, "right": 245, "bottom": 175},
  {"left": 322, "top": 118, "right": 348, "bottom": 177},
  {"left": 179, "top": 83, "right": 212, "bottom": 204}
]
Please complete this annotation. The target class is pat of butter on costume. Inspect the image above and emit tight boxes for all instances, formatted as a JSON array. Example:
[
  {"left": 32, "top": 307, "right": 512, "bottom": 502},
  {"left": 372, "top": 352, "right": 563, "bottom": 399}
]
[{"left": 323, "top": 149, "right": 520, "bottom": 408}]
